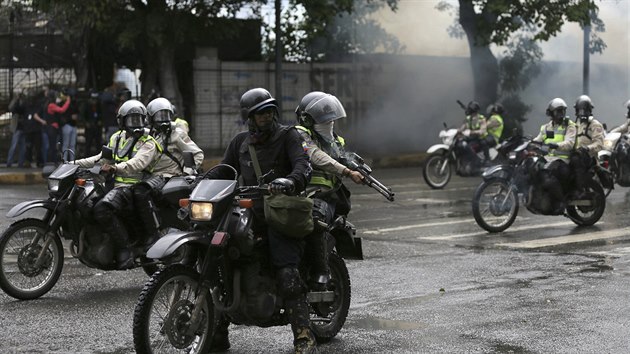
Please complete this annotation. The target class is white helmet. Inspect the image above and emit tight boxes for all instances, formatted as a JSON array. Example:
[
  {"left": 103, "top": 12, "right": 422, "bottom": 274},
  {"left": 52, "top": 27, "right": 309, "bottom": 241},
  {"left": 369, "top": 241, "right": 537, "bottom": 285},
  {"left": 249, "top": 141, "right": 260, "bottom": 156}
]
[
  {"left": 116, "top": 99, "right": 147, "bottom": 134},
  {"left": 146, "top": 97, "right": 174, "bottom": 127}
]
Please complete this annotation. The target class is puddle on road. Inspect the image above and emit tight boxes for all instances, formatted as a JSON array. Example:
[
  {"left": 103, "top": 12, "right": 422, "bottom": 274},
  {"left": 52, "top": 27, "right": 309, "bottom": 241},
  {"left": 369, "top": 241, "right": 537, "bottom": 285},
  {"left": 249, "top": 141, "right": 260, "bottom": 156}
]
[{"left": 351, "top": 317, "right": 427, "bottom": 330}]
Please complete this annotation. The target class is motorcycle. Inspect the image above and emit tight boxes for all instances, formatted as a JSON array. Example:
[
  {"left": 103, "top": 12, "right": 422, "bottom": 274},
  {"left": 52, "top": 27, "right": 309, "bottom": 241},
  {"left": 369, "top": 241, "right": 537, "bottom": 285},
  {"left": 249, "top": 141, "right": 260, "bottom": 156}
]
[
  {"left": 0, "top": 149, "right": 197, "bottom": 300},
  {"left": 132, "top": 164, "right": 363, "bottom": 353},
  {"left": 471, "top": 140, "right": 607, "bottom": 233},
  {"left": 422, "top": 123, "right": 525, "bottom": 189},
  {"left": 597, "top": 131, "right": 630, "bottom": 192}
]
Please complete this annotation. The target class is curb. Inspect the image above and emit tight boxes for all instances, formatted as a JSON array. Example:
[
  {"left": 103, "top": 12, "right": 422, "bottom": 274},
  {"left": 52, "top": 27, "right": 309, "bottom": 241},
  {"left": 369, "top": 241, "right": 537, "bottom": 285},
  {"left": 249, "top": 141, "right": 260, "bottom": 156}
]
[{"left": 0, "top": 153, "right": 428, "bottom": 185}]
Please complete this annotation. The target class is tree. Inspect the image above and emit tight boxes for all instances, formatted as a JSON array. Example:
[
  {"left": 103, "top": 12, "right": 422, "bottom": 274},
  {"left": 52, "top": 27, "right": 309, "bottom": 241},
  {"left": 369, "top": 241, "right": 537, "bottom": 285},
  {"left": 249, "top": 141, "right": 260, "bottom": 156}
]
[
  {"left": 437, "top": 0, "right": 606, "bottom": 133},
  {"left": 262, "top": 0, "right": 403, "bottom": 62}
]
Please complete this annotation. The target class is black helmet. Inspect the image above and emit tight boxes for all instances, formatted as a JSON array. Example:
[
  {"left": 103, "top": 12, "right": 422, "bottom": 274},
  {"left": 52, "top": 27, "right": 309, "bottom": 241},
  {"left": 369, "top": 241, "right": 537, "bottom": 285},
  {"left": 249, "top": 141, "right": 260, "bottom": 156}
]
[
  {"left": 492, "top": 103, "right": 504, "bottom": 115},
  {"left": 546, "top": 98, "right": 567, "bottom": 122},
  {"left": 465, "top": 101, "right": 480, "bottom": 115},
  {"left": 625, "top": 99, "right": 630, "bottom": 118},
  {"left": 239, "top": 88, "right": 278, "bottom": 121},
  {"left": 296, "top": 91, "right": 326, "bottom": 126},
  {"left": 574, "top": 95, "right": 593, "bottom": 118}
]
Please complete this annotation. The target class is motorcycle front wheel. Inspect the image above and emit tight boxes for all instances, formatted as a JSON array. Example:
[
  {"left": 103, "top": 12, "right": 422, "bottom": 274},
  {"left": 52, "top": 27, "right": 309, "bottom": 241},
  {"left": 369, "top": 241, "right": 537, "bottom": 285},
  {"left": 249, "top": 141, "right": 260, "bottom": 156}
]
[
  {"left": 472, "top": 178, "right": 519, "bottom": 233},
  {"left": 310, "top": 252, "right": 351, "bottom": 343},
  {"left": 422, "top": 153, "right": 452, "bottom": 189},
  {"left": 0, "top": 218, "right": 64, "bottom": 300},
  {"left": 566, "top": 179, "right": 606, "bottom": 226},
  {"left": 133, "top": 264, "right": 214, "bottom": 354}
]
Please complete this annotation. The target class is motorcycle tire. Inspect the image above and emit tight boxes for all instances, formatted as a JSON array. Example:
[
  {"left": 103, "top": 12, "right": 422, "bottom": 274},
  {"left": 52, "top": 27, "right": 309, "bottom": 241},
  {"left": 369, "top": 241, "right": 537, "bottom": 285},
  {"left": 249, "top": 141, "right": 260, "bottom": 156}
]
[
  {"left": 566, "top": 179, "right": 606, "bottom": 226},
  {"left": 472, "top": 178, "right": 519, "bottom": 233},
  {"left": 133, "top": 264, "right": 214, "bottom": 354},
  {"left": 310, "top": 252, "right": 351, "bottom": 343},
  {"left": 0, "top": 218, "right": 64, "bottom": 300},
  {"left": 422, "top": 153, "right": 452, "bottom": 189}
]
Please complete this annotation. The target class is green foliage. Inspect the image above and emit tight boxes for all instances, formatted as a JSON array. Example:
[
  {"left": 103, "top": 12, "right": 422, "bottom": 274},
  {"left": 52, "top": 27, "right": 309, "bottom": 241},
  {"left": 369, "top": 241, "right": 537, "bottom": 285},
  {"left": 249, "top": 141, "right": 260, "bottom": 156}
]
[{"left": 263, "top": 0, "right": 402, "bottom": 62}]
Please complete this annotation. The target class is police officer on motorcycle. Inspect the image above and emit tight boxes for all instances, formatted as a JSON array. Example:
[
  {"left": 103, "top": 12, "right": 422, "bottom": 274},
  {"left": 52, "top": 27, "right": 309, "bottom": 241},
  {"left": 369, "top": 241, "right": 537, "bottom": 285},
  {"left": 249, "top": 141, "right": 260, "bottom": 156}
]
[
  {"left": 294, "top": 92, "right": 363, "bottom": 291},
  {"left": 74, "top": 99, "right": 162, "bottom": 269},
  {"left": 532, "top": 98, "right": 577, "bottom": 214},
  {"left": 609, "top": 99, "right": 630, "bottom": 134},
  {"left": 484, "top": 103, "right": 505, "bottom": 159},
  {"left": 458, "top": 101, "right": 489, "bottom": 163},
  {"left": 131, "top": 97, "right": 204, "bottom": 247},
  {"left": 203, "top": 88, "right": 315, "bottom": 353},
  {"left": 569, "top": 95, "right": 605, "bottom": 198}
]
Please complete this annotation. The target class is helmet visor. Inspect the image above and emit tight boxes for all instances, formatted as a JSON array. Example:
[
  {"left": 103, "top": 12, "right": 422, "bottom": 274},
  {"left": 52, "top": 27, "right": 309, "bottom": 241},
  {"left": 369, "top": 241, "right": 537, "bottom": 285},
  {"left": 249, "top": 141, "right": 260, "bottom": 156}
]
[
  {"left": 125, "top": 114, "right": 145, "bottom": 129},
  {"left": 152, "top": 110, "right": 172, "bottom": 124}
]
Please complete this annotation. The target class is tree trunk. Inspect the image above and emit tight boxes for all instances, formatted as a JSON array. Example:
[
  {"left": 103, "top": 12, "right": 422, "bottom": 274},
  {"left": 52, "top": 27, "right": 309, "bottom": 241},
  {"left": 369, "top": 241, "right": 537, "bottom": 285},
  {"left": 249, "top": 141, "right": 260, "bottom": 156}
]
[
  {"left": 458, "top": 1, "right": 499, "bottom": 109},
  {"left": 73, "top": 27, "right": 90, "bottom": 88},
  {"left": 158, "top": 46, "right": 183, "bottom": 112}
]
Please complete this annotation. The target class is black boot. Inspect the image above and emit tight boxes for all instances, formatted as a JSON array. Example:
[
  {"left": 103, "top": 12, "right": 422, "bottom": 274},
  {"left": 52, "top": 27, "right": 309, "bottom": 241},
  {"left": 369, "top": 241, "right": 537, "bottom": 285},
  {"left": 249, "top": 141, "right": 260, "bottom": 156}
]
[
  {"left": 293, "top": 326, "right": 318, "bottom": 354},
  {"left": 209, "top": 317, "right": 230, "bottom": 352},
  {"left": 116, "top": 248, "right": 135, "bottom": 269},
  {"left": 305, "top": 233, "right": 329, "bottom": 291}
]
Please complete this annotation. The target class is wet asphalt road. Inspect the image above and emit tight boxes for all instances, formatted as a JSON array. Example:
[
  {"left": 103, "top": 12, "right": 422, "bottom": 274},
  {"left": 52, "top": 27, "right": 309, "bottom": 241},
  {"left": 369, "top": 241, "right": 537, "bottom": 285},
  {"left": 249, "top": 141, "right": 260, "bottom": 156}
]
[{"left": 1, "top": 168, "right": 630, "bottom": 353}]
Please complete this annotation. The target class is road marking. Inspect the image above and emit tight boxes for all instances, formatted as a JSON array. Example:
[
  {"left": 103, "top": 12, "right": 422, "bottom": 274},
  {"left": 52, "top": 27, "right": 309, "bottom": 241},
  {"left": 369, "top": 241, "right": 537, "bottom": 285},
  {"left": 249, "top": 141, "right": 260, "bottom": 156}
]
[
  {"left": 588, "top": 247, "right": 630, "bottom": 257},
  {"left": 420, "top": 220, "right": 575, "bottom": 240},
  {"left": 363, "top": 218, "right": 475, "bottom": 235},
  {"left": 498, "top": 227, "right": 630, "bottom": 249}
]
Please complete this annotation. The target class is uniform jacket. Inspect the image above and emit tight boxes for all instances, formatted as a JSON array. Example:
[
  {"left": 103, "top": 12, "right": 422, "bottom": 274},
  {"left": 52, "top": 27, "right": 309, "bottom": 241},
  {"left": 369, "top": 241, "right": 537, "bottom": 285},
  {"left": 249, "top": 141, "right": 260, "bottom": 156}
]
[
  {"left": 459, "top": 114, "right": 487, "bottom": 137},
  {"left": 75, "top": 130, "right": 161, "bottom": 186},
  {"left": 575, "top": 117, "right": 605, "bottom": 157},
  {"left": 296, "top": 125, "right": 346, "bottom": 192},
  {"left": 533, "top": 118, "right": 577, "bottom": 162},
  {"left": 152, "top": 123, "right": 204, "bottom": 178},
  {"left": 610, "top": 119, "right": 630, "bottom": 135}
]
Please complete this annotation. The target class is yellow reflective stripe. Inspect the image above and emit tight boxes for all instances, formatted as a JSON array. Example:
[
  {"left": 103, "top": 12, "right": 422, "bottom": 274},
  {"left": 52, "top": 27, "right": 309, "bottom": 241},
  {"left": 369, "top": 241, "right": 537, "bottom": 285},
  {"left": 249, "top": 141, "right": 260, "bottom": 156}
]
[
  {"left": 115, "top": 176, "right": 140, "bottom": 184},
  {"left": 488, "top": 115, "right": 503, "bottom": 141},
  {"left": 310, "top": 176, "right": 335, "bottom": 188}
]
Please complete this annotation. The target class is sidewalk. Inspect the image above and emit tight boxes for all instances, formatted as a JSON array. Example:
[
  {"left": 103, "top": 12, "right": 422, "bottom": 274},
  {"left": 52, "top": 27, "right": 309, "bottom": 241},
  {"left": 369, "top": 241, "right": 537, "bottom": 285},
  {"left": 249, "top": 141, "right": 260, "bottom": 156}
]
[{"left": 0, "top": 153, "right": 426, "bottom": 185}]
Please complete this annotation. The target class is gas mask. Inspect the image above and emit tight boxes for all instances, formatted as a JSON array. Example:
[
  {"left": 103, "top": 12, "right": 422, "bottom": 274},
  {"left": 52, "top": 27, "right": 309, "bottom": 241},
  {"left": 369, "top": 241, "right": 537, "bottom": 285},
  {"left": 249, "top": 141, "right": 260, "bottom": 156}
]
[
  {"left": 314, "top": 121, "right": 334, "bottom": 142},
  {"left": 551, "top": 108, "right": 566, "bottom": 125}
]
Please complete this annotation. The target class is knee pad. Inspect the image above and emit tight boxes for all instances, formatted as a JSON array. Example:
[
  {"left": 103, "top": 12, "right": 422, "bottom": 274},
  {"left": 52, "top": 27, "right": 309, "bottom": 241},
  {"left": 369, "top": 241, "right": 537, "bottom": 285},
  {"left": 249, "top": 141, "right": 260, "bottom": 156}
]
[{"left": 276, "top": 267, "right": 304, "bottom": 299}]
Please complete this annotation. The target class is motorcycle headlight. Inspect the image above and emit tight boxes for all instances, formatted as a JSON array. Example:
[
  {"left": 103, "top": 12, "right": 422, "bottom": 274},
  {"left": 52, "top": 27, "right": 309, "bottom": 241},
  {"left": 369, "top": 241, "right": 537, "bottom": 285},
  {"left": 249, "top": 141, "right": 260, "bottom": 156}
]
[
  {"left": 191, "top": 202, "right": 213, "bottom": 221},
  {"left": 48, "top": 178, "right": 61, "bottom": 193}
]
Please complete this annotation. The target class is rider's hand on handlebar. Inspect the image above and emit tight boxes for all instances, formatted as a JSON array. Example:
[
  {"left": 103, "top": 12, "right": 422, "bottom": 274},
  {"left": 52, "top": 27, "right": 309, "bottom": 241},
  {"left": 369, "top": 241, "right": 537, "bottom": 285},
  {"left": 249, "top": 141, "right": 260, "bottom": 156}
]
[
  {"left": 101, "top": 164, "right": 117, "bottom": 175},
  {"left": 547, "top": 143, "right": 559, "bottom": 149},
  {"left": 269, "top": 177, "right": 295, "bottom": 195}
]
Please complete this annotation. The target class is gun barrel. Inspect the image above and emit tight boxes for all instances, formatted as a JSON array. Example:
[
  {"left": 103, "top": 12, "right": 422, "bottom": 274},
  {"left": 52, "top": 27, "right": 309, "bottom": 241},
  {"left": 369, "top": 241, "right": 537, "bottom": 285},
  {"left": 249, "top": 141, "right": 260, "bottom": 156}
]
[{"left": 364, "top": 175, "right": 395, "bottom": 201}]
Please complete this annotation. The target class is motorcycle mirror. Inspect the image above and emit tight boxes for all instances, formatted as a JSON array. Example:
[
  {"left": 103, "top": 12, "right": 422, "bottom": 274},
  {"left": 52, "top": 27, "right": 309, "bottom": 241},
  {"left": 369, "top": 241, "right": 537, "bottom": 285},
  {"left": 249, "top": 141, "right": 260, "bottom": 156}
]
[
  {"left": 182, "top": 151, "right": 195, "bottom": 168},
  {"left": 101, "top": 146, "right": 113, "bottom": 160},
  {"left": 545, "top": 130, "right": 555, "bottom": 139}
]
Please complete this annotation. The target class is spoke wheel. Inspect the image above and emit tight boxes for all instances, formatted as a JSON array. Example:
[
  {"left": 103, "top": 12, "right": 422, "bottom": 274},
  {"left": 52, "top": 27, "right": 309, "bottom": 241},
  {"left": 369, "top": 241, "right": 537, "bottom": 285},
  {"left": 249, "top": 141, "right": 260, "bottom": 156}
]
[
  {"left": 133, "top": 265, "right": 214, "bottom": 354},
  {"left": 566, "top": 179, "right": 606, "bottom": 226},
  {"left": 422, "top": 154, "right": 451, "bottom": 189},
  {"left": 0, "top": 218, "right": 64, "bottom": 300},
  {"left": 472, "top": 178, "right": 519, "bottom": 233}
]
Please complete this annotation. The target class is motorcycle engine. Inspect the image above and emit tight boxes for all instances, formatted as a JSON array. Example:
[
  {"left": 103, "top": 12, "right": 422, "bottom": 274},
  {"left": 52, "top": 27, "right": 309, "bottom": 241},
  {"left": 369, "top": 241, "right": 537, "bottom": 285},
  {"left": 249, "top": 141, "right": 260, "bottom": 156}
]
[
  {"left": 80, "top": 225, "right": 117, "bottom": 269},
  {"left": 525, "top": 185, "right": 553, "bottom": 215}
]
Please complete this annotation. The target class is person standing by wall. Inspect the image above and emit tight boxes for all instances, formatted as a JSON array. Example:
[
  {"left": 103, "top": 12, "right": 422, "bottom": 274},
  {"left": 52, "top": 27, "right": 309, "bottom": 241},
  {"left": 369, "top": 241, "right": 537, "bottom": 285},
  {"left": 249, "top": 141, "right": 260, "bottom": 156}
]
[{"left": 6, "top": 92, "right": 27, "bottom": 168}]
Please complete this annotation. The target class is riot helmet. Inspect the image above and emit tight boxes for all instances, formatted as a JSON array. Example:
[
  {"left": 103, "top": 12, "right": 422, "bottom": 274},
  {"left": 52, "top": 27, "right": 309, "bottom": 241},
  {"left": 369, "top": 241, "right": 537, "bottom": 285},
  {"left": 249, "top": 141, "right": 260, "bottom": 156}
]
[
  {"left": 147, "top": 97, "right": 174, "bottom": 133},
  {"left": 239, "top": 88, "right": 279, "bottom": 134},
  {"left": 625, "top": 99, "right": 630, "bottom": 118},
  {"left": 295, "top": 91, "right": 326, "bottom": 126},
  {"left": 546, "top": 98, "right": 567, "bottom": 124},
  {"left": 574, "top": 95, "right": 593, "bottom": 120},
  {"left": 117, "top": 99, "right": 147, "bottom": 137},
  {"left": 492, "top": 103, "right": 504, "bottom": 115},
  {"left": 465, "top": 101, "right": 481, "bottom": 116},
  {"left": 304, "top": 94, "right": 346, "bottom": 142}
]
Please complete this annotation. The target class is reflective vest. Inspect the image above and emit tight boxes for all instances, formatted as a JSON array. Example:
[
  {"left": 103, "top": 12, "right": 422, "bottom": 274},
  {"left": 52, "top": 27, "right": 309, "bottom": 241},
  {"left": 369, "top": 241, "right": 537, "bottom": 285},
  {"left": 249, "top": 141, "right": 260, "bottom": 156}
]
[
  {"left": 295, "top": 125, "right": 345, "bottom": 189},
  {"left": 487, "top": 114, "right": 504, "bottom": 142},
  {"left": 539, "top": 120, "right": 575, "bottom": 158},
  {"left": 108, "top": 131, "right": 163, "bottom": 184}
]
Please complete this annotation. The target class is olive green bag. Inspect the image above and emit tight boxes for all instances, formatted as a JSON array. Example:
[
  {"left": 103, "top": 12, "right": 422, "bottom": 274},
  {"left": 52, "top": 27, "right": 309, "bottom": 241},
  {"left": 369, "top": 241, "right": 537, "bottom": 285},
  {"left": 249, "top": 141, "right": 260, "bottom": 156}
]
[{"left": 249, "top": 145, "right": 314, "bottom": 238}]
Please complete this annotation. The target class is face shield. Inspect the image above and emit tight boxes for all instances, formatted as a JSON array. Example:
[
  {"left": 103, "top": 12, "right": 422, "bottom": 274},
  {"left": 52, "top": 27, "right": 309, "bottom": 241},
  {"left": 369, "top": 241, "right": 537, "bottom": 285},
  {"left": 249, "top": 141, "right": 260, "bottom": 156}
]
[
  {"left": 124, "top": 114, "right": 145, "bottom": 132},
  {"left": 551, "top": 108, "right": 566, "bottom": 123},
  {"left": 251, "top": 105, "right": 276, "bottom": 132}
]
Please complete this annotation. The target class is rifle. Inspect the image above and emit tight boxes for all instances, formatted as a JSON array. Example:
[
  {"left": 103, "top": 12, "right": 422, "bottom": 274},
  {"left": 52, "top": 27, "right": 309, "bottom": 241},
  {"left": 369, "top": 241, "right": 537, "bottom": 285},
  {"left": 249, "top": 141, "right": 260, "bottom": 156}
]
[
  {"left": 457, "top": 99, "right": 466, "bottom": 111},
  {"left": 341, "top": 152, "right": 395, "bottom": 202}
]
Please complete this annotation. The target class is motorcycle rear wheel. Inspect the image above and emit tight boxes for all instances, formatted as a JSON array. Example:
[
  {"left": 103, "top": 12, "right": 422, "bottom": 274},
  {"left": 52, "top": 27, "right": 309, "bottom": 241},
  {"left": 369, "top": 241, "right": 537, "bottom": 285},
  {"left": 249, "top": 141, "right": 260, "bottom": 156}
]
[
  {"left": 0, "top": 218, "right": 64, "bottom": 300},
  {"left": 566, "top": 179, "right": 606, "bottom": 226},
  {"left": 133, "top": 264, "right": 214, "bottom": 354},
  {"left": 422, "top": 153, "right": 452, "bottom": 189},
  {"left": 310, "top": 252, "right": 351, "bottom": 343},
  {"left": 472, "top": 178, "right": 519, "bottom": 233}
]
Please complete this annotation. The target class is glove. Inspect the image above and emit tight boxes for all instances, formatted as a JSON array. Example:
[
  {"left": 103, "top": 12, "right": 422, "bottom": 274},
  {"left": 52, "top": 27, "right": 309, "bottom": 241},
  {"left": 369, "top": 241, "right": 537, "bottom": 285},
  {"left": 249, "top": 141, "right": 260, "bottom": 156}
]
[
  {"left": 100, "top": 164, "right": 117, "bottom": 175},
  {"left": 547, "top": 143, "right": 559, "bottom": 149},
  {"left": 269, "top": 178, "right": 295, "bottom": 195},
  {"left": 578, "top": 146, "right": 589, "bottom": 155}
]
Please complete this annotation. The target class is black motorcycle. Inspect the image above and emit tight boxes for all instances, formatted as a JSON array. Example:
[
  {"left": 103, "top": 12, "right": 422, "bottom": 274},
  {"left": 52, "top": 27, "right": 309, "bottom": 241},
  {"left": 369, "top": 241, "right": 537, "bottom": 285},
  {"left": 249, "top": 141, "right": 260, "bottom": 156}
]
[
  {"left": 132, "top": 164, "right": 362, "bottom": 353},
  {"left": 0, "top": 150, "right": 196, "bottom": 300},
  {"left": 472, "top": 140, "right": 607, "bottom": 233}
]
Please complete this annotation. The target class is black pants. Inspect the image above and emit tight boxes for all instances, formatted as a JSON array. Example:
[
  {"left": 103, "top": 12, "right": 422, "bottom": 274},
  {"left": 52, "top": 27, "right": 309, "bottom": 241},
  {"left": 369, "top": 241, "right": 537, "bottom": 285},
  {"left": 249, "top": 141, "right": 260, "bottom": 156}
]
[{"left": 569, "top": 150, "right": 592, "bottom": 192}]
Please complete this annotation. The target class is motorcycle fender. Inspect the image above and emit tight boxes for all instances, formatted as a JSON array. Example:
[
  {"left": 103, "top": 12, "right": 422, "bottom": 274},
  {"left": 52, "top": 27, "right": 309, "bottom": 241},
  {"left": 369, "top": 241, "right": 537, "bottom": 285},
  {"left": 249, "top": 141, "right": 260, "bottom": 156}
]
[
  {"left": 146, "top": 230, "right": 210, "bottom": 260},
  {"left": 426, "top": 144, "right": 449, "bottom": 154},
  {"left": 7, "top": 199, "right": 55, "bottom": 218},
  {"left": 331, "top": 221, "right": 363, "bottom": 260},
  {"left": 482, "top": 165, "right": 513, "bottom": 180}
]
